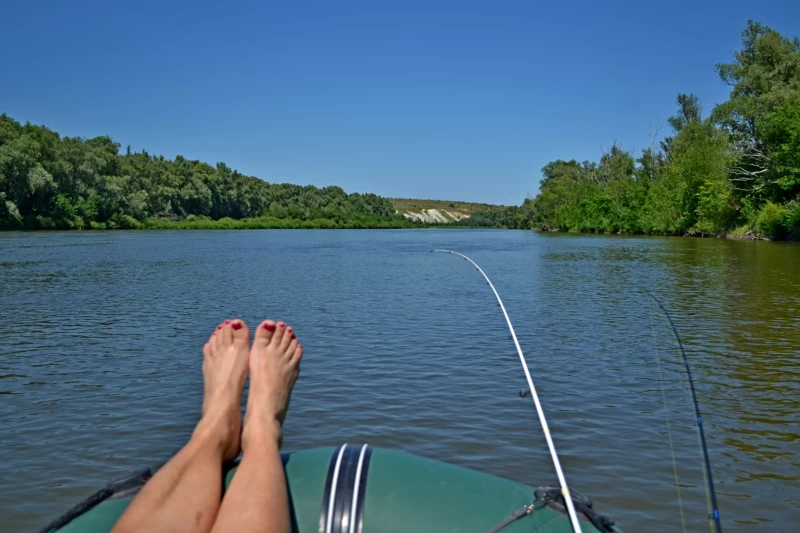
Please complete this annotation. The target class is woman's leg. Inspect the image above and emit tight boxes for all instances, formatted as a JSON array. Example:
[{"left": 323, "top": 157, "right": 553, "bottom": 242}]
[
  {"left": 111, "top": 319, "right": 250, "bottom": 533},
  {"left": 210, "top": 320, "right": 302, "bottom": 533}
]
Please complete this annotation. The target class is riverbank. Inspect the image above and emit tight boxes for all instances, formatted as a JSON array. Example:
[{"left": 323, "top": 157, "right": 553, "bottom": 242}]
[
  {"left": 532, "top": 225, "right": 796, "bottom": 242},
  {"left": 0, "top": 215, "right": 479, "bottom": 231},
  {"left": 143, "top": 215, "right": 416, "bottom": 230}
]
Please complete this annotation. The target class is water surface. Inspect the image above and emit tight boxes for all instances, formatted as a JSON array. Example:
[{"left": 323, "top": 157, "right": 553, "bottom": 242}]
[{"left": 1, "top": 230, "right": 798, "bottom": 532}]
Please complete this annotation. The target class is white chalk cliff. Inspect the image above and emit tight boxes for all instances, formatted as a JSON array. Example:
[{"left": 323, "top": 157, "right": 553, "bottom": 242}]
[{"left": 400, "top": 209, "right": 469, "bottom": 224}]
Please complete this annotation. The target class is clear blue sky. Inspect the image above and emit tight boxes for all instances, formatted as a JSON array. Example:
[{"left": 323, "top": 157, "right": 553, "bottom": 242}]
[{"left": 1, "top": 1, "right": 798, "bottom": 205}]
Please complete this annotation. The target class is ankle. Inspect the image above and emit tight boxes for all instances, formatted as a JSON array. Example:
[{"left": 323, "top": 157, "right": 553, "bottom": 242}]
[
  {"left": 193, "top": 416, "right": 234, "bottom": 452},
  {"left": 242, "top": 418, "right": 282, "bottom": 449}
]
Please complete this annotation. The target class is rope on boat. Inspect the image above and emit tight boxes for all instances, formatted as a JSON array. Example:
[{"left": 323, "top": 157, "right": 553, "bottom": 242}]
[
  {"left": 647, "top": 294, "right": 722, "bottom": 533},
  {"left": 432, "top": 250, "right": 583, "bottom": 533},
  {"left": 486, "top": 503, "right": 533, "bottom": 533},
  {"left": 486, "top": 488, "right": 616, "bottom": 533}
]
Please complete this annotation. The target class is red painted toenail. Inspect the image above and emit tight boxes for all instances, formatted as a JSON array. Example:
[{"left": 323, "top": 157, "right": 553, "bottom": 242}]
[
  {"left": 287, "top": 327, "right": 293, "bottom": 333},
  {"left": 264, "top": 323, "right": 275, "bottom": 331},
  {"left": 231, "top": 322, "right": 242, "bottom": 330},
  {"left": 224, "top": 320, "right": 231, "bottom": 324},
  {"left": 212, "top": 332, "right": 216, "bottom": 336},
  {"left": 217, "top": 325, "right": 222, "bottom": 330},
  {"left": 278, "top": 322, "right": 285, "bottom": 328}
]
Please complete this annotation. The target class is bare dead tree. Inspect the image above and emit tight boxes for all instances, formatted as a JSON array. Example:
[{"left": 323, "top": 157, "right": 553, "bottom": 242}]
[
  {"left": 645, "top": 123, "right": 663, "bottom": 181},
  {"left": 728, "top": 140, "right": 777, "bottom": 192}
]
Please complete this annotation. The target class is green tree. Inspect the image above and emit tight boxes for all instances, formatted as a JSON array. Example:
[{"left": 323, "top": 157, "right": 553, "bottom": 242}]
[
  {"left": 712, "top": 21, "right": 800, "bottom": 197},
  {"left": 759, "top": 105, "right": 800, "bottom": 197},
  {"left": 644, "top": 98, "right": 732, "bottom": 235},
  {"left": 662, "top": 93, "right": 703, "bottom": 160}
]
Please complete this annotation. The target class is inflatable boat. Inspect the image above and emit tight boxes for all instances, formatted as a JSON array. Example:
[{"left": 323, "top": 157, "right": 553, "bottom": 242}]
[{"left": 39, "top": 444, "right": 620, "bottom": 533}]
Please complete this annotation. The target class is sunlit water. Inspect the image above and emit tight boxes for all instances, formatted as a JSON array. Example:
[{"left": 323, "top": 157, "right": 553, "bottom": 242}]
[{"left": 1, "top": 230, "right": 798, "bottom": 532}]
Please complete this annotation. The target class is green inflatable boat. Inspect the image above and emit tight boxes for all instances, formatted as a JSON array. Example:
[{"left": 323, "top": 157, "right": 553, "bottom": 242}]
[{"left": 39, "top": 444, "right": 620, "bottom": 533}]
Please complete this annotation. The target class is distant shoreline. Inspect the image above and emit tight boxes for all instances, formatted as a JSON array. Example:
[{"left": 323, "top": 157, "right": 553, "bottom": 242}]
[{"left": 0, "top": 217, "right": 487, "bottom": 231}]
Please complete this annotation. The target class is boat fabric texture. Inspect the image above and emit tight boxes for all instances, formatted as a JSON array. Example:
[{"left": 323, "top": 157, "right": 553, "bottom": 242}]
[{"left": 40, "top": 445, "right": 621, "bottom": 533}]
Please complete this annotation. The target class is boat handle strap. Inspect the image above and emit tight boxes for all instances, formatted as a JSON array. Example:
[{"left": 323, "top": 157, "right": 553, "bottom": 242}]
[{"left": 486, "top": 503, "right": 534, "bottom": 533}]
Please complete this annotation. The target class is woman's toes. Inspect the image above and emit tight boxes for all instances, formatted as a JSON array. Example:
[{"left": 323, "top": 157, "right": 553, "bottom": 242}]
[
  {"left": 270, "top": 322, "right": 287, "bottom": 347},
  {"left": 280, "top": 325, "right": 295, "bottom": 351},
  {"left": 253, "top": 320, "right": 276, "bottom": 346},
  {"left": 210, "top": 323, "right": 224, "bottom": 349},
  {"left": 220, "top": 319, "right": 234, "bottom": 344},
  {"left": 284, "top": 337, "right": 300, "bottom": 365},
  {"left": 230, "top": 319, "right": 249, "bottom": 345},
  {"left": 286, "top": 337, "right": 299, "bottom": 360},
  {"left": 291, "top": 344, "right": 303, "bottom": 365}
]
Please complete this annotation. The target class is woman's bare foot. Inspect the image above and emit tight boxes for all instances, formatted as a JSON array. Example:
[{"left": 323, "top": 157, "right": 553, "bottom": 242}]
[
  {"left": 243, "top": 320, "right": 303, "bottom": 448},
  {"left": 196, "top": 319, "right": 250, "bottom": 461}
]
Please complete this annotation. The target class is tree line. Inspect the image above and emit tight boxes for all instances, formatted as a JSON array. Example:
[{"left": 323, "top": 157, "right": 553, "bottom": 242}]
[
  {"left": 0, "top": 119, "right": 412, "bottom": 229},
  {"left": 468, "top": 21, "right": 800, "bottom": 239}
]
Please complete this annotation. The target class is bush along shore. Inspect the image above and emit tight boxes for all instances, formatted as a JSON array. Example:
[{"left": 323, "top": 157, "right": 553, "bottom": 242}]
[
  {"left": 143, "top": 215, "right": 419, "bottom": 230},
  {"left": 464, "top": 21, "right": 800, "bottom": 241}
]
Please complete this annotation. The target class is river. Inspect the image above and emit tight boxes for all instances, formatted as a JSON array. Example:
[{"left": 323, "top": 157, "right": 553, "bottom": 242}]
[{"left": 1, "top": 229, "right": 798, "bottom": 532}]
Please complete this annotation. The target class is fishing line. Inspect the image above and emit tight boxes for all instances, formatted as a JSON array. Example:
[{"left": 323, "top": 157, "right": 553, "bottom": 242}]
[
  {"left": 648, "top": 294, "right": 722, "bottom": 533},
  {"left": 647, "top": 300, "right": 687, "bottom": 532},
  {"left": 432, "top": 250, "right": 583, "bottom": 533}
]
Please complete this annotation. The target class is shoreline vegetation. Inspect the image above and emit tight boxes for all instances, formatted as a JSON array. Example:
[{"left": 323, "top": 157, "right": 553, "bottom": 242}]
[
  {"left": 144, "top": 215, "right": 451, "bottom": 230},
  {"left": 464, "top": 21, "right": 800, "bottom": 241},
  {"left": 3, "top": 22, "right": 798, "bottom": 240}
]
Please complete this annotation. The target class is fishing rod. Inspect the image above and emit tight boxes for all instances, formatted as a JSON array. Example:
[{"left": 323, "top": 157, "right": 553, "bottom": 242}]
[
  {"left": 432, "top": 250, "right": 583, "bottom": 533},
  {"left": 648, "top": 294, "right": 722, "bottom": 533}
]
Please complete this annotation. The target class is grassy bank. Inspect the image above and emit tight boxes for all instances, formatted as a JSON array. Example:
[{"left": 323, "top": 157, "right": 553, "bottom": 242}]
[{"left": 143, "top": 215, "right": 419, "bottom": 230}]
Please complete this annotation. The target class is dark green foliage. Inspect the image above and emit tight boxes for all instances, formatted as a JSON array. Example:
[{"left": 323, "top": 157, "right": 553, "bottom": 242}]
[
  {"left": 755, "top": 202, "right": 787, "bottom": 237},
  {"left": 784, "top": 200, "right": 800, "bottom": 234},
  {"left": 759, "top": 105, "right": 800, "bottom": 198},
  {"left": 460, "top": 205, "right": 527, "bottom": 228},
  {"left": 668, "top": 94, "right": 702, "bottom": 133},
  {"left": 713, "top": 22, "right": 800, "bottom": 143},
  {"left": 0, "top": 116, "right": 407, "bottom": 230},
  {"left": 143, "top": 214, "right": 415, "bottom": 230}
]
